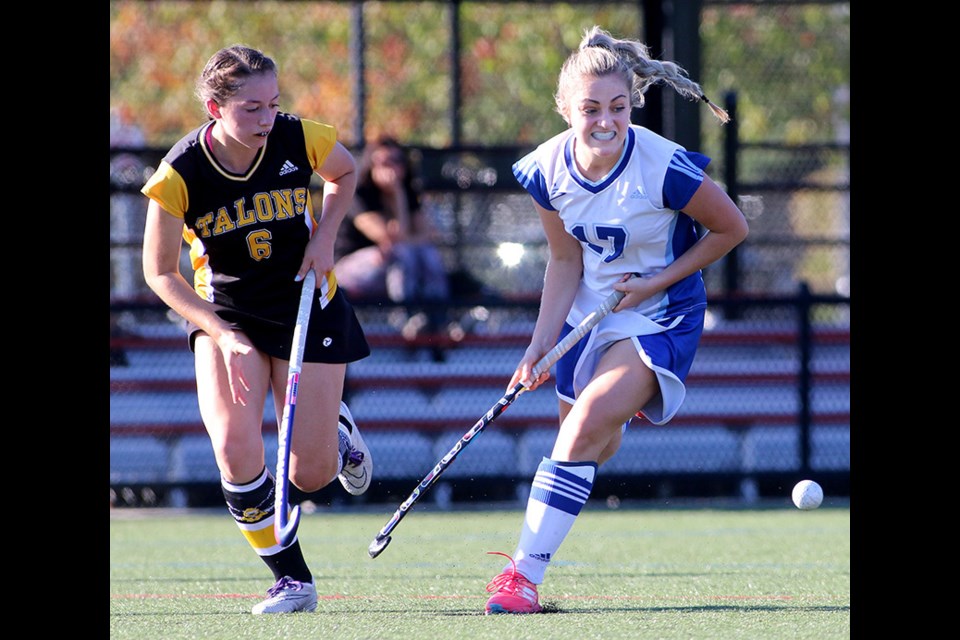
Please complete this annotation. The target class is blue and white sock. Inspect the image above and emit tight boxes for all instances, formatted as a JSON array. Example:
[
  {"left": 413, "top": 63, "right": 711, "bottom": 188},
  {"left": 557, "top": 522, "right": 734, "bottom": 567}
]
[{"left": 512, "top": 457, "right": 596, "bottom": 584}]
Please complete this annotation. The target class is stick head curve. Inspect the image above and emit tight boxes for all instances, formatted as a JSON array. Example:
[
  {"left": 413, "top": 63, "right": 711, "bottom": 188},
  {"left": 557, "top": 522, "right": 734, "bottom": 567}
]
[
  {"left": 274, "top": 505, "right": 301, "bottom": 547},
  {"left": 368, "top": 535, "right": 392, "bottom": 558}
]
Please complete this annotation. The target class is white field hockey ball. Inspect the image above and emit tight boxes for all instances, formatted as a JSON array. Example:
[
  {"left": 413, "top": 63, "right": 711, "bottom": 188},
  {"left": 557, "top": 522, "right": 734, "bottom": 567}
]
[{"left": 792, "top": 479, "right": 823, "bottom": 510}]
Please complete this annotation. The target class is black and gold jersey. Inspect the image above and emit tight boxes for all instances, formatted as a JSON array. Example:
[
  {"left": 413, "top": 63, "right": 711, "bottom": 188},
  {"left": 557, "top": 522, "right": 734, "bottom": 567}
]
[{"left": 142, "top": 113, "right": 335, "bottom": 322}]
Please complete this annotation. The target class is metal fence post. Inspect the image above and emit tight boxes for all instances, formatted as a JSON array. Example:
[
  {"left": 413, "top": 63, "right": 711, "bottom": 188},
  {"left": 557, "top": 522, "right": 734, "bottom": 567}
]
[
  {"left": 797, "top": 281, "right": 813, "bottom": 476},
  {"left": 350, "top": 2, "right": 366, "bottom": 146},
  {"left": 722, "top": 91, "right": 741, "bottom": 319}
]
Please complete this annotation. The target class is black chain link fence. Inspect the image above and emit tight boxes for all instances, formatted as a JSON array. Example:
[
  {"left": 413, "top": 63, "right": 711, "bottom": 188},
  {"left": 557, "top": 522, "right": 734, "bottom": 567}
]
[{"left": 110, "top": 1, "right": 850, "bottom": 508}]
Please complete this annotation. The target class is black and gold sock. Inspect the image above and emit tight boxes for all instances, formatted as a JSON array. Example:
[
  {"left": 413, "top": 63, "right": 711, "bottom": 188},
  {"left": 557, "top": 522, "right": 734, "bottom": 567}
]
[{"left": 221, "top": 467, "right": 311, "bottom": 584}]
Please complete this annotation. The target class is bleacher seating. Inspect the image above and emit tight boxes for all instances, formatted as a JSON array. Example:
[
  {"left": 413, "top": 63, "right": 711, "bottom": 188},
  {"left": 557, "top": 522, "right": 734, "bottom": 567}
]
[
  {"left": 362, "top": 431, "right": 435, "bottom": 480},
  {"left": 110, "top": 436, "right": 170, "bottom": 484},
  {"left": 109, "top": 303, "right": 850, "bottom": 505}
]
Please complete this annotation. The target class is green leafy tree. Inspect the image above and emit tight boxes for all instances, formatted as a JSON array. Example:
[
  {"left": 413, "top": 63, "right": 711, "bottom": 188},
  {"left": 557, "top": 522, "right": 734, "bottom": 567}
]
[{"left": 110, "top": 1, "right": 849, "bottom": 153}]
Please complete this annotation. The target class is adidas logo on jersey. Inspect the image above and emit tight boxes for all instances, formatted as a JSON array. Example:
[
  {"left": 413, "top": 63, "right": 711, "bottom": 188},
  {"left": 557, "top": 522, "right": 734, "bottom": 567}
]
[
  {"left": 630, "top": 186, "right": 647, "bottom": 199},
  {"left": 279, "top": 160, "right": 298, "bottom": 176},
  {"left": 529, "top": 553, "right": 552, "bottom": 562}
]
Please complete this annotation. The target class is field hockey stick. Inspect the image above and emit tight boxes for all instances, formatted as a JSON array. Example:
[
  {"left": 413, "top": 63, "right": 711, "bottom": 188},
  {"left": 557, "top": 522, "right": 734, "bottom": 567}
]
[
  {"left": 274, "top": 269, "right": 317, "bottom": 547},
  {"left": 368, "top": 285, "right": 627, "bottom": 558}
]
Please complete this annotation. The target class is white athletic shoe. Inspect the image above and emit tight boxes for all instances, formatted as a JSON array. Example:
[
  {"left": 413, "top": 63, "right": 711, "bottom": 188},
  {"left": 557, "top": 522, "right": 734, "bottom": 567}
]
[
  {"left": 251, "top": 576, "right": 318, "bottom": 614},
  {"left": 337, "top": 401, "right": 373, "bottom": 495}
]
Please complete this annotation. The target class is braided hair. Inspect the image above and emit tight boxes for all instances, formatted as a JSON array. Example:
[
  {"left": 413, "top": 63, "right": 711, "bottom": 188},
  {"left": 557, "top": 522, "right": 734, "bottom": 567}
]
[{"left": 555, "top": 26, "right": 729, "bottom": 125}]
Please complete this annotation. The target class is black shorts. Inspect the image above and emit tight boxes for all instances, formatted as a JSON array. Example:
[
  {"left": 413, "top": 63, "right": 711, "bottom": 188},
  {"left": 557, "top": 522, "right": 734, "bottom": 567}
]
[{"left": 185, "top": 287, "right": 370, "bottom": 364}]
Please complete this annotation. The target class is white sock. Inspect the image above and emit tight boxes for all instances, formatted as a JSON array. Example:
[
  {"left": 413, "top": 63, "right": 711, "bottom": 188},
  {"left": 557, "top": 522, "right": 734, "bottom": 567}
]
[{"left": 512, "top": 457, "right": 596, "bottom": 584}]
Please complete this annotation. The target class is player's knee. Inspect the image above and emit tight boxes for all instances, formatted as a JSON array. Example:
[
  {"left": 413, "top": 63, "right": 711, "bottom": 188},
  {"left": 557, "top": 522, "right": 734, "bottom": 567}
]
[
  {"left": 290, "top": 457, "right": 339, "bottom": 493},
  {"left": 214, "top": 441, "right": 265, "bottom": 481}
]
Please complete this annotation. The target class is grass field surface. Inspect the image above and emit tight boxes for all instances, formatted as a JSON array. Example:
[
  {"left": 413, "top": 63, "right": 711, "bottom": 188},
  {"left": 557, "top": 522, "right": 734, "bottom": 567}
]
[{"left": 110, "top": 504, "right": 850, "bottom": 639}]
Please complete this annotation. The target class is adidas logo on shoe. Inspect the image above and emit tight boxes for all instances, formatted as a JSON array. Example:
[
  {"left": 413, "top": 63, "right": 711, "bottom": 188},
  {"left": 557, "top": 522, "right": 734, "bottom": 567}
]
[
  {"left": 484, "top": 551, "right": 542, "bottom": 614},
  {"left": 279, "top": 160, "right": 298, "bottom": 176}
]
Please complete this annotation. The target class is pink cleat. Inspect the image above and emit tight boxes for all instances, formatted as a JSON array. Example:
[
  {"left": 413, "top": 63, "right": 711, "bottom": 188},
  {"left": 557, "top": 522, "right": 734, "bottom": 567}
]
[{"left": 484, "top": 551, "right": 543, "bottom": 614}]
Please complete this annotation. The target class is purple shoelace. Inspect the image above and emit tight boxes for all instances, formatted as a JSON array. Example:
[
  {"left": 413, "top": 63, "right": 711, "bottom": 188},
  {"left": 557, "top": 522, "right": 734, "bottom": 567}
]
[{"left": 266, "top": 577, "right": 303, "bottom": 596}]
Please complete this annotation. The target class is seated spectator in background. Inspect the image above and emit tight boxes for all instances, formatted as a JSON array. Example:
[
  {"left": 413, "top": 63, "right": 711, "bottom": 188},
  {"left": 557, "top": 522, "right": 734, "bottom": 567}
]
[{"left": 335, "top": 135, "right": 451, "bottom": 341}]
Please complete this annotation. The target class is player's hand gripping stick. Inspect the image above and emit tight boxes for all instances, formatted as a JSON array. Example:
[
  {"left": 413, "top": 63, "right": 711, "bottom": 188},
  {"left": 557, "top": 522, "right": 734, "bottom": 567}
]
[{"left": 367, "top": 286, "right": 627, "bottom": 558}]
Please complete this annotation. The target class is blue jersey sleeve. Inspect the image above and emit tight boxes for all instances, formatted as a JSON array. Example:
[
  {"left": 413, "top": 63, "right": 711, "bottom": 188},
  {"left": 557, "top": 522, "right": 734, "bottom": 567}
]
[
  {"left": 512, "top": 153, "right": 556, "bottom": 212},
  {"left": 662, "top": 150, "right": 710, "bottom": 211}
]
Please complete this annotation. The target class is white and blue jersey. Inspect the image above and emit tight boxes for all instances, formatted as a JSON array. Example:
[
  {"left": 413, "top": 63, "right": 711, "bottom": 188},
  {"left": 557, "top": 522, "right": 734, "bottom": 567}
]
[{"left": 512, "top": 125, "right": 711, "bottom": 424}]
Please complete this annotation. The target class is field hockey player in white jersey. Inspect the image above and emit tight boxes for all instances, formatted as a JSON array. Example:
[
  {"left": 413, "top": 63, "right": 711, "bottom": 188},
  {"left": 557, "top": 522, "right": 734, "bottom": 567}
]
[{"left": 483, "top": 26, "right": 748, "bottom": 614}]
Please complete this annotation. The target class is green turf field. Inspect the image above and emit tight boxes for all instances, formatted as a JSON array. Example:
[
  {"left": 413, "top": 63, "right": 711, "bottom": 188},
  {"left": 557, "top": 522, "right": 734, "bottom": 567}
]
[{"left": 110, "top": 505, "right": 850, "bottom": 639}]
